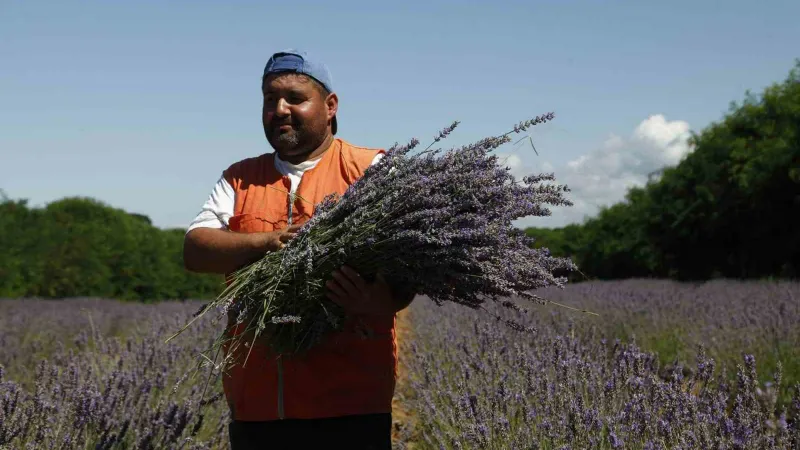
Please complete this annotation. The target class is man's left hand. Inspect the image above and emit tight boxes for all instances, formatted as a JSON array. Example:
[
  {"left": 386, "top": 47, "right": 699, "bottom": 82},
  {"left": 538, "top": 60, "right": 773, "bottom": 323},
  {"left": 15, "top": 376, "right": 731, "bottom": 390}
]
[{"left": 325, "top": 266, "right": 410, "bottom": 316}]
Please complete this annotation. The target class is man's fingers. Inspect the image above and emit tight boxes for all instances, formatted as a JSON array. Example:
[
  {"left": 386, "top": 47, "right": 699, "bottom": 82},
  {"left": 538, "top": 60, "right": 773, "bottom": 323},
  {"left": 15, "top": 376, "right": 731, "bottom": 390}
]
[
  {"left": 340, "top": 266, "right": 368, "bottom": 293},
  {"left": 279, "top": 232, "right": 297, "bottom": 243},
  {"left": 326, "top": 279, "right": 349, "bottom": 300},
  {"left": 286, "top": 223, "right": 303, "bottom": 233},
  {"left": 325, "top": 290, "right": 343, "bottom": 305},
  {"left": 326, "top": 291, "right": 362, "bottom": 314},
  {"left": 326, "top": 283, "right": 370, "bottom": 315},
  {"left": 330, "top": 270, "right": 360, "bottom": 297}
]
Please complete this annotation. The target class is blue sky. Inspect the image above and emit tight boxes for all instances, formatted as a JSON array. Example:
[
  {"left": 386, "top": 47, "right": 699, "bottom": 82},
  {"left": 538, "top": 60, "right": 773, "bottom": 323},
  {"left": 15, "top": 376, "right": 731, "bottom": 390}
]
[{"left": 2, "top": 0, "right": 798, "bottom": 229}]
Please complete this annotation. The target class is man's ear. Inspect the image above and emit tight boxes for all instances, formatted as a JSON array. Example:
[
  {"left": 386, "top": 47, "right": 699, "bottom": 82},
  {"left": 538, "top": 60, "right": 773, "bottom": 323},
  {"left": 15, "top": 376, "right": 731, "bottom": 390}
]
[{"left": 326, "top": 92, "right": 338, "bottom": 122}]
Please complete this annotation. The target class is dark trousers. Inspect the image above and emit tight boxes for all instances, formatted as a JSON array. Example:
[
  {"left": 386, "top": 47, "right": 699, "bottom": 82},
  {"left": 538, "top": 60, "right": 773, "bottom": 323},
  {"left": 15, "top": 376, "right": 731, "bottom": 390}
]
[{"left": 228, "top": 413, "right": 392, "bottom": 450}]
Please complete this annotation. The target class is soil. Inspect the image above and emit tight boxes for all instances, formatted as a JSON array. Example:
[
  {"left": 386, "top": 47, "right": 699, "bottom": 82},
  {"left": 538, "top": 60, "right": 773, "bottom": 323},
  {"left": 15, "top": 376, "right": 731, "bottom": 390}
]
[{"left": 391, "top": 305, "right": 419, "bottom": 448}]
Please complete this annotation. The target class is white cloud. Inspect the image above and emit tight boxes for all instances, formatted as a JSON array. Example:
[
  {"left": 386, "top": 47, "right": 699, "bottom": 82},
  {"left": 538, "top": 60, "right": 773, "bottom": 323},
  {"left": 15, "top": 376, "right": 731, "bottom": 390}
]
[{"left": 515, "top": 114, "right": 694, "bottom": 228}]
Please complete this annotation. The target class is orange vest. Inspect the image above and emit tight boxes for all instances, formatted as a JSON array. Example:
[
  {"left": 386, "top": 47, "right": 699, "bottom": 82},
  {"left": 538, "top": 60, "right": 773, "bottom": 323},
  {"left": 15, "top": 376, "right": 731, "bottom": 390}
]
[{"left": 220, "top": 138, "right": 395, "bottom": 421}]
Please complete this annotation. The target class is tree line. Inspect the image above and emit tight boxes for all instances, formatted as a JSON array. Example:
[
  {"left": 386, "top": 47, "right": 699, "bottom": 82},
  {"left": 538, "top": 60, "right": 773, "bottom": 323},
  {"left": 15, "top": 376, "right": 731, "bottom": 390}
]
[
  {"left": 526, "top": 60, "right": 800, "bottom": 281},
  {"left": 0, "top": 194, "right": 223, "bottom": 301}
]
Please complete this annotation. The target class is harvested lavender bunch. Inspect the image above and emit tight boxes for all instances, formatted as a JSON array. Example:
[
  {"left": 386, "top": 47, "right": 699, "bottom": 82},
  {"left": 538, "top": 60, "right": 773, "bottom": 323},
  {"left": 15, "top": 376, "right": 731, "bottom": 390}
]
[{"left": 173, "top": 112, "right": 575, "bottom": 357}]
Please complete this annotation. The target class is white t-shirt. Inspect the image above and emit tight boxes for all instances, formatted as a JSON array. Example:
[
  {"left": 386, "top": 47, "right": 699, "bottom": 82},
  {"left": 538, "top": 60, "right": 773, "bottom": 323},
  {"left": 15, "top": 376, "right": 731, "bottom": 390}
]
[{"left": 187, "top": 152, "right": 384, "bottom": 232}]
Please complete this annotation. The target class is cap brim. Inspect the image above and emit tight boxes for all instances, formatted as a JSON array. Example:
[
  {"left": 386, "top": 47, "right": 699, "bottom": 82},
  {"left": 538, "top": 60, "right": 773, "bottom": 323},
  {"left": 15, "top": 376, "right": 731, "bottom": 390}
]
[{"left": 332, "top": 115, "right": 338, "bottom": 135}]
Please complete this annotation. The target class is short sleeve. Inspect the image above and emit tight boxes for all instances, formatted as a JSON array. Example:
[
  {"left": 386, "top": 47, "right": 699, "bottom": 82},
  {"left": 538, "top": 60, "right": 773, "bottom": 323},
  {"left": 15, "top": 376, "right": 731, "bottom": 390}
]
[
  {"left": 370, "top": 153, "right": 384, "bottom": 166},
  {"left": 186, "top": 175, "right": 235, "bottom": 233}
]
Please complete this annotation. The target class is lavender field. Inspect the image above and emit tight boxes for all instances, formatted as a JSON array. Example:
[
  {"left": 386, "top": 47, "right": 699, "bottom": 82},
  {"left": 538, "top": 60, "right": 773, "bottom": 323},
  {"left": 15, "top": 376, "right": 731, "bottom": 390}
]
[
  {"left": 2, "top": 279, "right": 800, "bottom": 449},
  {"left": 0, "top": 299, "right": 230, "bottom": 449},
  {"left": 404, "top": 279, "right": 800, "bottom": 449}
]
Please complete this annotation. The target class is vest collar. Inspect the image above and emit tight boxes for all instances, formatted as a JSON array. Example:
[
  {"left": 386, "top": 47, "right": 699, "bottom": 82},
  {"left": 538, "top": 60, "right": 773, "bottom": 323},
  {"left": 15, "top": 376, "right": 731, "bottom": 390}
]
[{"left": 272, "top": 138, "right": 341, "bottom": 176}]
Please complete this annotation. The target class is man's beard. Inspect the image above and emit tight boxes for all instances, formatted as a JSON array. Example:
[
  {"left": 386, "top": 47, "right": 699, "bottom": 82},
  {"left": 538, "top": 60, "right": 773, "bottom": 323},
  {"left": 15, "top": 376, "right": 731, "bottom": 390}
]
[
  {"left": 268, "top": 127, "right": 303, "bottom": 154},
  {"left": 268, "top": 121, "right": 326, "bottom": 157},
  {"left": 276, "top": 130, "right": 300, "bottom": 149}
]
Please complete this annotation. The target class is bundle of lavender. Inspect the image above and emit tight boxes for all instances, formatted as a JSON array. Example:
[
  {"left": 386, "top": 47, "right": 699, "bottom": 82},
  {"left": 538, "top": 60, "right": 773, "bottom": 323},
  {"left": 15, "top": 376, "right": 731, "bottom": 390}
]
[{"left": 172, "top": 112, "right": 576, "bottom": 358}]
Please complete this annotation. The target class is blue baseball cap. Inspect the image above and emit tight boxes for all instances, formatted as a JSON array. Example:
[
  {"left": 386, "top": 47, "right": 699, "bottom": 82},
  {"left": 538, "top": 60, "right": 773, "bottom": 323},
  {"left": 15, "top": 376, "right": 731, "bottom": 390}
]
[{"left": 263, "top": 49, "right": 337, "bottom": 135}]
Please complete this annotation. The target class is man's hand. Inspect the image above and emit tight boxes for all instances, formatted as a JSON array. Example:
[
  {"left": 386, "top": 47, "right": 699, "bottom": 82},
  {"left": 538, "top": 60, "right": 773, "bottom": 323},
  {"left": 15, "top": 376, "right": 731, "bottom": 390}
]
[
  {"left": 183, "top": 223, "right": 302, "bottom": 275},
  {"left": 325, "top": 266, "right": 414, "bottom": 316},
  {"left": 251, "top": 223, "right": 302, "bottom": 252}
]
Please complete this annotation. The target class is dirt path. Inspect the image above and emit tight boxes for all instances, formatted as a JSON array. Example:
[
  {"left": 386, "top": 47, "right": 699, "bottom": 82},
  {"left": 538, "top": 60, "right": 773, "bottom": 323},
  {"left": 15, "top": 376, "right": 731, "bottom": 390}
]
[{"left": 392, "top": 306, "right": 418, "bottom": 448}]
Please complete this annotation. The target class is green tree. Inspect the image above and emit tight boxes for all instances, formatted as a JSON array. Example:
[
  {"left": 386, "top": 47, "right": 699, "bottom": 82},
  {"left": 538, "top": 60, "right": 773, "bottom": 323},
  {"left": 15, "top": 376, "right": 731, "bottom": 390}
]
[
  {"left": 647, "top": 59, "right": 800, "bottom": 279},
  {"left": 0, "top": 195, "right": 223, "bottom": 301},
  {"left": 525, "top": 59, "right": 800, "bottom": 281}
]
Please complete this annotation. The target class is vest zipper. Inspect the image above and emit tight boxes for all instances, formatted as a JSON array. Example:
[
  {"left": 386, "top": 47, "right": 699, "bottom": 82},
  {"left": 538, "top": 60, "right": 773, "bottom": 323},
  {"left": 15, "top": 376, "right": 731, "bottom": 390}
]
[{"left": 277, "top": 184, "right": 293, "bottom": 420}]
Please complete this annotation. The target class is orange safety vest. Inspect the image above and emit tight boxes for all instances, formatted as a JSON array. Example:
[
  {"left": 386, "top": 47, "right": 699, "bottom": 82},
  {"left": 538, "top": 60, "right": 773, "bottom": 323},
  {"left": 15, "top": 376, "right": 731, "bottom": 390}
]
[{"left": 220, "top": 137, "right": 395, "bottom": 421}]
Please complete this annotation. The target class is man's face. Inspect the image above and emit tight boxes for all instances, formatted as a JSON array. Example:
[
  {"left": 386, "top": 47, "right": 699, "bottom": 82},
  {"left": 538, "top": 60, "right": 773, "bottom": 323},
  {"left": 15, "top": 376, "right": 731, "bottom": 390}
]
[{"left": 262, "top": 73, "right": 336, "bottom": 161}]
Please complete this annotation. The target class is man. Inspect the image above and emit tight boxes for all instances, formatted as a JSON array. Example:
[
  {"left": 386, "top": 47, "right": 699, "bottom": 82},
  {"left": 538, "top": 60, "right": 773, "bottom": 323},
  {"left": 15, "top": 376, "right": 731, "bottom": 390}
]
[{"left": 183, "top": 49, "right": 414, "bottom": 449}]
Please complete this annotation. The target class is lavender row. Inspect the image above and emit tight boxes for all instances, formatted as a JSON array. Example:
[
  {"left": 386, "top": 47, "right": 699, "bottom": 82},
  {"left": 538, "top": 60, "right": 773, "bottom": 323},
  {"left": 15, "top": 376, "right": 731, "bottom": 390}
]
[
  {"left": 531, "top": 279, "right": 800, "bottom": 387},
  {"left": 403, "top": 279, "right": 800, "bottom": 449},
  {"left": 0, "top": 298, "right": 229, "bottom": 449}
]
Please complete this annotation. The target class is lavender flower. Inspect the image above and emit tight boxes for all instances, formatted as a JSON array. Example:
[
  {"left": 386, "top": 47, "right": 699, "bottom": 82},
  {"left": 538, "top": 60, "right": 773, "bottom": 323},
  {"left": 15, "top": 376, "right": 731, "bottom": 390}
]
[{"left": 432, "top": 120, "right": 460, "bottom": 144}]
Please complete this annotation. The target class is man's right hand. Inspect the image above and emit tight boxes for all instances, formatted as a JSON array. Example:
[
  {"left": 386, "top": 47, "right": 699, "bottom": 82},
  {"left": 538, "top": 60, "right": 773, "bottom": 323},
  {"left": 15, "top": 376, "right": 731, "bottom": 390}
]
[
  {"left": 250, "top": 224, "right": 302, "bottom": 253},
  {"left": 183, "top": 223, "right": 302, "bottom": 275}
]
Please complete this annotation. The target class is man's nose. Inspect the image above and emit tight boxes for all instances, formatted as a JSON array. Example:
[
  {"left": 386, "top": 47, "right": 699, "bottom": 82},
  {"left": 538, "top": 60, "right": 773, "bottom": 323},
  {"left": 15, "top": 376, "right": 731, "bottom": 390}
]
[{"left": 275, "top": 98, "right": 290, "bottom": 116}]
